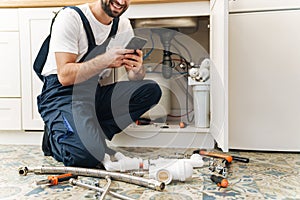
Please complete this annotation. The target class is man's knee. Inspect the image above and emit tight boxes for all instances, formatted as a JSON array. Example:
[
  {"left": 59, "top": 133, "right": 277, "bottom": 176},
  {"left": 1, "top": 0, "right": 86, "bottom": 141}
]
[{"left": 136, "top": 80, "right": 162, "bottom": 105}]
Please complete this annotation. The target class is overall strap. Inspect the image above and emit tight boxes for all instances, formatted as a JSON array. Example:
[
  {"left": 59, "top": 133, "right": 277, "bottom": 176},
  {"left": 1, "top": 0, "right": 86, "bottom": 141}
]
[
  {"left": 49, "top": 9, "right": 61, "bottom": 36},
  {"left": 33, "top": 9, "right": 62, "bottom": 81},
  {"left": 68, "top": 6, "right": 96, "bottom": 51},
  {"left": 108, "top": 17, "right": 120, "bottom": 39}
]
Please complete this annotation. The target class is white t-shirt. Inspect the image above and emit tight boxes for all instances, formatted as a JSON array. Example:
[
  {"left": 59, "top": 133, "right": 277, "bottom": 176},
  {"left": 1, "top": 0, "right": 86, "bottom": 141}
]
[{"left": 42, "top": 4, "right": 134, "bottom": 76}]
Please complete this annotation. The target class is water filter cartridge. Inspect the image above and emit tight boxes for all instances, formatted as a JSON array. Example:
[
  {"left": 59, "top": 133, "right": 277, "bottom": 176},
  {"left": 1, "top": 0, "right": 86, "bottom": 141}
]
[{"left": 193, "top": 83, "right": 210, "bottom": 128}]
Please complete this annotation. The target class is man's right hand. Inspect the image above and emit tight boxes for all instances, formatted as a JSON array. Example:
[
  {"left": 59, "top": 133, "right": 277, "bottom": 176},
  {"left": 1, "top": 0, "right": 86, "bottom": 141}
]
[{"left": 101, "top": 47, "right": 135, "bottom": 69}]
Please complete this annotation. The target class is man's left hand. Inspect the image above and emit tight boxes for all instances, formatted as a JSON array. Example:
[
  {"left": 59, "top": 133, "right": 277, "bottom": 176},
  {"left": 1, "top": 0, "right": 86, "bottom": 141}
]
[{"left": 123, "top": 49, "right": 145, "bottom": 80}]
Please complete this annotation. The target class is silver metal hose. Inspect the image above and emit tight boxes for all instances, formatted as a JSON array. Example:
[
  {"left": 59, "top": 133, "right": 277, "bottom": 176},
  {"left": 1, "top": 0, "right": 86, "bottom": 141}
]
[{"left": 18, "top": 166, "right": 165, "bottom": 191}]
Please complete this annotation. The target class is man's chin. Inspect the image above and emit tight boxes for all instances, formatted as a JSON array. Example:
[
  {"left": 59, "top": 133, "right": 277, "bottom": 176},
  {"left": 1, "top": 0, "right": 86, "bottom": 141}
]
[
  {"left": 112, "top": 11, "right": 122, "bottom": 17},
  {"left": 110, "top": 9, "right": 127, "bottom": 18}
]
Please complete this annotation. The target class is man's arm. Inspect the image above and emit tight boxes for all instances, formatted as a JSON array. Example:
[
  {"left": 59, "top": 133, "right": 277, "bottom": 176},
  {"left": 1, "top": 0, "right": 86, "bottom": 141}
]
[{"left": 56, "top": 48, "right": 136, "bottom": 86}]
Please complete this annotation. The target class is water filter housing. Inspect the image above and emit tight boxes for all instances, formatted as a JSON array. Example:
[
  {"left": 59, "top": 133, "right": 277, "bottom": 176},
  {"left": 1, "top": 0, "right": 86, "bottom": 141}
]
[{"left": 188, "top": 77, "right": 210, "bottom": 128}]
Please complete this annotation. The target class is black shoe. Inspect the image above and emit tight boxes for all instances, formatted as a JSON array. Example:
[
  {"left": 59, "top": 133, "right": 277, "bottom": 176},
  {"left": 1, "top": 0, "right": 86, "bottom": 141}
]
[{"left": 42, "top": 124, "right": 53, "bottom": 156}]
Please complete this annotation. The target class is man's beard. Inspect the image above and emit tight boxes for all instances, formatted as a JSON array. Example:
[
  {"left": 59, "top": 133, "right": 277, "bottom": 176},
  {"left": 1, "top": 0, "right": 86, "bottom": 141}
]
[{"left": 101, "top": 0, "right": 128, "bottom": 18}]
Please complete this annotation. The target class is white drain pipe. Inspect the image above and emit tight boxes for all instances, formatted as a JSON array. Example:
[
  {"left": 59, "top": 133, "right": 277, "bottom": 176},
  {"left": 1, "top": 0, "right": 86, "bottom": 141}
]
[{"left": 102, "top": 152, "right": 203, "bottom": 184}]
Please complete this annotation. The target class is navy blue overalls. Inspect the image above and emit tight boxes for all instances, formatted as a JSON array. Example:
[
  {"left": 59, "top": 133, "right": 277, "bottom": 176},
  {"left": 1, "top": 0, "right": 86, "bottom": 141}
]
[{"left": 36, "top": 7, "right": 161, "bottom": 168}]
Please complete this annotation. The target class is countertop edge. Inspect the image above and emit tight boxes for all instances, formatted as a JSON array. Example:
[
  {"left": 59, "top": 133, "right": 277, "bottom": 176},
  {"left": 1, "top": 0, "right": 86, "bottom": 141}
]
[{"left": 0, "top": 0, "right": 204, "bottom": 8}]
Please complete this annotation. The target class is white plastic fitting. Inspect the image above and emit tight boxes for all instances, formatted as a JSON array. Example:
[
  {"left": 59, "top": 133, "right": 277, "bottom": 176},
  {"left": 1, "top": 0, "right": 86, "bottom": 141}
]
[
  {"left": 149, "top": 154, "right": 203, "bottom": 184},
  {"left": 149, "top": 160, "right": 193, "bottom": 184},
  {"left": 200, "top": 58, "right": 210, "bottom": 69},
  {"left": 189, "top": 68, "right": 199, "bottom": 78},
  {"left": 188, "top": 58, "right": 210, "bottom": 82},
  {"left": 198, "top": 68, "right": 210, "bottom": 82},
  {"left": 102, "top": 152, "right": 143, "bottom": 172}
]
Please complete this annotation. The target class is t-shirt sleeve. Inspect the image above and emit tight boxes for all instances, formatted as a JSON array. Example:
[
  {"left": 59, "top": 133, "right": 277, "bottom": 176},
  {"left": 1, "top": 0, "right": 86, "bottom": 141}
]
[{"left": 49, "top": 8, "right": 81, "bottom": 55}]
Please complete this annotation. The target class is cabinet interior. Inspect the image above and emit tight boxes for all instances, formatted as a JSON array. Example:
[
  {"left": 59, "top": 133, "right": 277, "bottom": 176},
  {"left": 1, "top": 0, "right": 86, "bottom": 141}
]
[{"left": 115, "top": 16, "right": 210, "bottom": 129}]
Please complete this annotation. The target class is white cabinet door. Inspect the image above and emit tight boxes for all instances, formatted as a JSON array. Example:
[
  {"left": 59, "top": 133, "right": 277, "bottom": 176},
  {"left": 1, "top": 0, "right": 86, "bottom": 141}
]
[
  {"left": 0, "top": 99, "right": 21, "bottom": 130},
  {"left": 229, "top": 9, "right": 300, "bottom": 151},
  {"left": 0, "top": 32, "right": 20, "bottom": 97},
  {"left": 210, "top": 0, "right": 229, "bottom": 151},
  {"left": 19, "top": 8, "right": 61, "bottom": 130}
]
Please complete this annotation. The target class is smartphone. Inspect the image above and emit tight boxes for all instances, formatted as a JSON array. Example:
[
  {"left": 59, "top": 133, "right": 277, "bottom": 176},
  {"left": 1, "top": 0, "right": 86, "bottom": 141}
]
[{"left": 125, "top": 36, "right": 148, "bottom": 50}]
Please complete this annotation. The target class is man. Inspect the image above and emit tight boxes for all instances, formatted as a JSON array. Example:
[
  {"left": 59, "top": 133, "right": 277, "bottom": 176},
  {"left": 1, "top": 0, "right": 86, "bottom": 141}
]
[{"left": 37, "top": 0, "right": 162, "bottom": 168}]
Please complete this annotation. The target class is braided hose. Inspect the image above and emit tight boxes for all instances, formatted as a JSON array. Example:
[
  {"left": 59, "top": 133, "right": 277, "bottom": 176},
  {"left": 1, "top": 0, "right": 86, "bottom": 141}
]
[{"left": 18, "top": 166, "right": 165, "bottom": 191}]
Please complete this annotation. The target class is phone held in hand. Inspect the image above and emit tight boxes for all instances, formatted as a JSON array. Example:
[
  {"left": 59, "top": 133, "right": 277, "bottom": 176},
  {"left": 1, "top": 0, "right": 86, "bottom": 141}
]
[{"left": 125, "top": 36, "right": 148, "bottom": 51}]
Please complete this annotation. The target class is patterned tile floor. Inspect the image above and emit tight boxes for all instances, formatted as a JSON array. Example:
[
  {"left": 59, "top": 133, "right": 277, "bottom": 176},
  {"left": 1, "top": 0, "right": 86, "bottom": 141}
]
[{"left": 0, "top": 144, "right": 299, "bottom": 200}]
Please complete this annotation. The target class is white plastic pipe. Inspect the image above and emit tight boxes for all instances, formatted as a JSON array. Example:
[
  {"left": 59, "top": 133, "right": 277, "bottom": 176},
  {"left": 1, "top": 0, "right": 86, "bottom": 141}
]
[
  {"left": 188, "top": 58, "right": 210, "bottom": 82},
  {"left": 102, "top": 152, "right": 203, "bottom": 185},
  {"left": 102, "top": 152, "right": 143, "bottom": 172},
  {"left": 149, "top": 154, "right": 203, "bottom": 184}
]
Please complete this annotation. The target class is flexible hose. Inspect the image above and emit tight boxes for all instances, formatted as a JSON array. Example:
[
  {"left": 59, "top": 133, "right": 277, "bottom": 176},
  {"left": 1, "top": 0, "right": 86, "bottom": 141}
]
[{"left": 18, "top": 166, "right": 165, "bottom": 191}]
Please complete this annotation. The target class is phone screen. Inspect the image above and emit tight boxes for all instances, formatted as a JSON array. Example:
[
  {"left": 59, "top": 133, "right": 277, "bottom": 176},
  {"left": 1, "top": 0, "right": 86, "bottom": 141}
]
[{"left": 125, "top": 36, "right": 148, "bottom": 50}]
